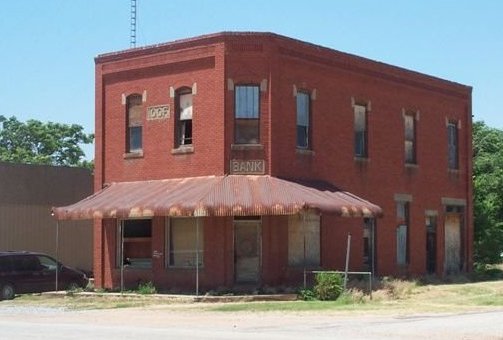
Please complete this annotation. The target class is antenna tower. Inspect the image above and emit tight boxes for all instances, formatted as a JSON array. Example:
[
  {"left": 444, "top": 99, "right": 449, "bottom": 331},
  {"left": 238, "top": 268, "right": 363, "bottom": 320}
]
[{"left": 130, "top": 0, "right": 137, "bottom": 48}]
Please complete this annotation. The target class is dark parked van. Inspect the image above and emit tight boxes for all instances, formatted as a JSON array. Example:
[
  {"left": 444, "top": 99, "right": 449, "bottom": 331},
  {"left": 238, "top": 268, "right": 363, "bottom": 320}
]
[{"left": 0, "top": 251, "right": 88, "bottom": 300}]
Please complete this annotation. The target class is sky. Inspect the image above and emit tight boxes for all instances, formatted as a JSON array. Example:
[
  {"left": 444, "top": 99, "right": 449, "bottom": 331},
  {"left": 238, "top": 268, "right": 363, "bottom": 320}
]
[{"left": 1, "top": 0, "right": 502, "bottom": 160}]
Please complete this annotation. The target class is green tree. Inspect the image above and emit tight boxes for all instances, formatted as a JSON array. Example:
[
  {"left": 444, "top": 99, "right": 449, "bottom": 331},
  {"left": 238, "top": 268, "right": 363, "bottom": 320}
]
[
  {"left": 0, "top": 115, "right": 94, "bottom": 169},
  {"left": 473, "top": 121, "right": 503, "bottom": 264}
]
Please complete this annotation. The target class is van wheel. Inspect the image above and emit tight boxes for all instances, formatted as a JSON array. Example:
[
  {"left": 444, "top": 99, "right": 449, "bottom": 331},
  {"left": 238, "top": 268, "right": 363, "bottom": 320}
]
[{"left": 1, "top": 283, "right": 15, "bottom": 300}]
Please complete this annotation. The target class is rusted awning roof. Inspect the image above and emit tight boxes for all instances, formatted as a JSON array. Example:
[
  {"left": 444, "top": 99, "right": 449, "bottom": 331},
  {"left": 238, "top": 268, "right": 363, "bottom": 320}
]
[{"left": 52, "top": 175, "right": 382, "bottom": 220}]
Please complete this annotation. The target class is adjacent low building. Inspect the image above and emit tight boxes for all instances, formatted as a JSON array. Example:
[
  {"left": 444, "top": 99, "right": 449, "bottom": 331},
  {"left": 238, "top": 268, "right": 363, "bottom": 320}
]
[
  {"left": 1, "top": 162, "right": 93, "bottom": 272},
  {"left": 54, "top": 32, "right": 473, "bottom": 292}
]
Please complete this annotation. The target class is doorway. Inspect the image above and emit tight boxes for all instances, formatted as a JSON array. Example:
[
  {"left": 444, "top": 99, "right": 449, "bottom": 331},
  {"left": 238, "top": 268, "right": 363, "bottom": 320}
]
[
  {"left": 234, "top": 217, "right": 261, "bottom": 284},
  {"left": 426, "top": 215, "right": 437, "bottom": 274},
  {"left": 444, "top": 213, "right": 461, "bottom": 274}
]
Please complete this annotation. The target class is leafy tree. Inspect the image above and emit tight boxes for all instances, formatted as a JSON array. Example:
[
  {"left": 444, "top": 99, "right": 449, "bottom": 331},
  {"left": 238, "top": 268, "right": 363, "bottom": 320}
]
[
  {"left": 0, "top": 115, "right": 94, "bottom": 169},
  {"left": 473, "top": 121, "right": 503, "bottom": 264}
]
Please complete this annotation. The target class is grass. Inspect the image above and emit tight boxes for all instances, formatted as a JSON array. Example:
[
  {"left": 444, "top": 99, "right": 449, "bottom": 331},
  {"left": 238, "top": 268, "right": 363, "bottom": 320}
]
[
  {"left": 208, "top": 279, "right": 503, "bottom": 313},
  {"left": 3, "top": 271, "right": 503, "bottom": 314}
]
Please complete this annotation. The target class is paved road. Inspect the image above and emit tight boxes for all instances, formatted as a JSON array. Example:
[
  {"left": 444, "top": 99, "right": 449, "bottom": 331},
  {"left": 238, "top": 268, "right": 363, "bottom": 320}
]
[{"left": 0, "top": 305, "right": 502, "bottom": 339}]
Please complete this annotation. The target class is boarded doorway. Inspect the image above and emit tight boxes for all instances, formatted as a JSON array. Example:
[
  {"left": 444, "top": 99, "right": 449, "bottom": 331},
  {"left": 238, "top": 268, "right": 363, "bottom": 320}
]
[
  {"left": 444, "top": 213, "right": 461, "bottom": 274},
  {"left": 234, "top": 217, "right": 261, "bottom": 283}
]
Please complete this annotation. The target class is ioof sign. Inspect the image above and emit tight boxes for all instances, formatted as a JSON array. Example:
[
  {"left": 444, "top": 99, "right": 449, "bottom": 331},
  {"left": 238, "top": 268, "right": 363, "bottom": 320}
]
[
  {"left": 147, "top": 105, "right": 170, "bottom": 120},
  {"left": 230, "top": 159, "right": 265, "bottom": 175}
]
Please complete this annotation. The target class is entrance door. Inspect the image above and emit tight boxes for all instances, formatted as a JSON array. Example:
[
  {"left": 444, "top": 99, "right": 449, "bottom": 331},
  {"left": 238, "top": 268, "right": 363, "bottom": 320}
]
[
  {"left": 444, "top": 213, "right": 461, "bottom": 274},
  {"left": 426, "top": 216, "right": 437, "bottom": 274},
  {"left": 234, "top": 219, "right": 261, "bottom": 283}
]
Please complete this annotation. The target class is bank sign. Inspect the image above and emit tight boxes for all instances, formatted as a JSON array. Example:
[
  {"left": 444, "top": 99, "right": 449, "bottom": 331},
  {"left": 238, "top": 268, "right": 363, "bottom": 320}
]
[{"left": 230, "top": 160, "right": 265, "bottom": 175}]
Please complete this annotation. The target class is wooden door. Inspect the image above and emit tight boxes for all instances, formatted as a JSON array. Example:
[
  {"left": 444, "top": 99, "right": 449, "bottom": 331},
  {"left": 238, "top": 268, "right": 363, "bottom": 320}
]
[
  {"left": 444, "top": 213, "right": 461, "bottom": 274},
  {"left": 234, "top": 220, "right": 260, "bottom": 283}
]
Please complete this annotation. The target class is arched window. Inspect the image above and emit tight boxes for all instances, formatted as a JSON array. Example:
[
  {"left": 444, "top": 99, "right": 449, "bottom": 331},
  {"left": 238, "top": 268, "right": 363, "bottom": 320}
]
[
  {"left": 126, "top": 94, "right": 143, "bottom": 153},
  {"left": 175, "top": 88, "right": 193, "bottom": 147}
]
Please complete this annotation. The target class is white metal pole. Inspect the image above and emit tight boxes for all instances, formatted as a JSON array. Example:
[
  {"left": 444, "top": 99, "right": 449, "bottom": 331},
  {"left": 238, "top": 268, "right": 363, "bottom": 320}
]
[
  {"left": 120, "top": 220, "right": 124, "bottom": 293},
  {"left": 344, "top": 233, "right": 351, "bottom": 291},
  {"left": 55, "top": 220, "right": 59, "bottom": 292},
  {"left": 196, "top": 217, "right": 200, "bottom": 297}
]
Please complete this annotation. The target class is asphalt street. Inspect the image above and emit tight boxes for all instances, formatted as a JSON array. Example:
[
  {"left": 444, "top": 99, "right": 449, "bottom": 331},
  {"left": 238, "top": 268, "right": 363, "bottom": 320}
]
[{"left": 0, "top": 305, "right": 502, "bottom": 339}]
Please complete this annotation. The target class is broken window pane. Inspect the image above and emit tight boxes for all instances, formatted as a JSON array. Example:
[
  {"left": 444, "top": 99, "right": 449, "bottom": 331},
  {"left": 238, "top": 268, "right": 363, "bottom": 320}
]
[{"left": 296, "top": 92, "right": 310, "bottom": 149}]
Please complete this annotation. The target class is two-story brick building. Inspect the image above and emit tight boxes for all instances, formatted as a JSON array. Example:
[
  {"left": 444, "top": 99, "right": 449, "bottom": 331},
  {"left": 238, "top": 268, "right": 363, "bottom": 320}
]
[{"left": 54, "top": 32, "right": 472, "bottom": 293}]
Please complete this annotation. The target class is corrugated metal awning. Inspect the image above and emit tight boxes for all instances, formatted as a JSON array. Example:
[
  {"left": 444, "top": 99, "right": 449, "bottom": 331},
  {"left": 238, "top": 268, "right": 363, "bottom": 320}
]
[{"left": 52, "top": 175, "right": 382, "bottom": 220}]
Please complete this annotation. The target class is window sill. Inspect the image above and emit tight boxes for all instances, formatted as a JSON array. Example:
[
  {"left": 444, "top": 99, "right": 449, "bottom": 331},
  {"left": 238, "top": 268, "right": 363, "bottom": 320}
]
[
  {"left": 171, "top": 145, "right": 194, "bottom": 155},
  {"left": 405, "top": 163, "right": 418, "bottom": 168},
  {"left": 296, "top": 148, "right": 315, "bottom": 156},
  {"left": 354, "top": 156, "right": 370, "bottom": 162},
  {"left": 123, "top": 151, "right": 144, "bottom": 159},
  {"left": 231, "top": 144, "right": 264, "bottom": 151}
]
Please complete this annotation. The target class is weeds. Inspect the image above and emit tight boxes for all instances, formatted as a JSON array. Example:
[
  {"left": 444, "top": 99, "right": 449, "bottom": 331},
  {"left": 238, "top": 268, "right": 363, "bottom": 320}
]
[
  {"left": 137, "top": 281, "right": 157, "bottom": 295},
  {"left": 379, "top": 277, "right": 417, "bottom": 299}
]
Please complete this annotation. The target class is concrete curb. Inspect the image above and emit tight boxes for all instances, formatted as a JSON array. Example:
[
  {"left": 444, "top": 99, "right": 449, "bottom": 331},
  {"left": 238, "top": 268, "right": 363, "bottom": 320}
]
[{"left": 41, "top": 291, "right": 298, "bottom": 303}]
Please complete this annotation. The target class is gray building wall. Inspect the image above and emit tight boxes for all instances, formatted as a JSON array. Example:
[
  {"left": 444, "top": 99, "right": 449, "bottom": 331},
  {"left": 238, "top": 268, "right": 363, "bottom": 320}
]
[{"left": 0, "top": 162, "right": 93, "bottom": 272}]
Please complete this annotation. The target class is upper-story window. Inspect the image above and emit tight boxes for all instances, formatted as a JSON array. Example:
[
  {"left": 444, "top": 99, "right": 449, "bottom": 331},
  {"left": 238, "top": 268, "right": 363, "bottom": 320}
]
[
  {"left": 175, "top": 88, "right": 193, "bottom": 147},
  {"left": 404, "top": 113, "right": 416, "bottom": 164},
  {"left": 447, "top": 121, "right": 459, "bottom": 169},
  {"left": 126, "top": 94, "right": 143, "bottom": 153},
  {"left": 354, "top": 104, "right": 368, "bottom": 157},
  {"left": 296, "top": 92, "right": 310, "bottom": 149},
  {"left": 235, "top": 85, "right": 260, "bottom": 144}
]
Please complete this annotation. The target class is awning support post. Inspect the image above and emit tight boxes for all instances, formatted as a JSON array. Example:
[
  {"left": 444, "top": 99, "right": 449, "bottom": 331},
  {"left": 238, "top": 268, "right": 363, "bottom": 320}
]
[
  {"left": 196, "top": 217, "right": 200, "bottom": 297},
  {"left": 120, "top": 219, "right": 124, "bottom": 294},
  {"left": 303, "top": 212, "right": 307, "bottom": 289},
  {"left": 344, "top": 232, "right": 351, "bottom": 291},
  {"left": 55, "top": 220, "right": 60, "bottom": 292}
]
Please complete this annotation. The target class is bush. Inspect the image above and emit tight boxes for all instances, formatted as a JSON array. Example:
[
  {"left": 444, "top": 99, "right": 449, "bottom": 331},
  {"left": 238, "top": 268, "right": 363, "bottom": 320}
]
[
  {"left": 137, "top": 281, "right": 157, "bottom": 294},
  {"left": 298, "top": 288, "right": 317, "bottom": 301},
  {"left": 314, "top": 272, "right": 344, "bottom": 300}
]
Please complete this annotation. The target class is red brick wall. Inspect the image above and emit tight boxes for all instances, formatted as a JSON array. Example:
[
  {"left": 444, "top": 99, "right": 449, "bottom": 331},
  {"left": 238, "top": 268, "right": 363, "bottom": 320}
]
[{"left": 94, "top": 33, "right": 472, "bottom": 290}]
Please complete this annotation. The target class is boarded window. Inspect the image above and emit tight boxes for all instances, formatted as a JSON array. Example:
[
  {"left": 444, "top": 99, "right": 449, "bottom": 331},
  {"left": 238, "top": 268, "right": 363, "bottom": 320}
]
[
  {"left": 447, "top": 122, "right": 459, "bottom": 169},
  {"left": 404, "top": 114, "right": 416, "bottom": 164},
  {"left": 235, "top": 85, "right": 259, "bottom": 144},
  {"left": 354, "top": 105, "right": 367, "bottom": 157},
  {"left": 296, "top": 92, "right": 310, "bottom": 149},
  {"left": 168, "top": 218, "right": 203, "bottom": 267},
  {"left": 396, "top": 224, "right": 408, "bottom": 266},
  {"left": 288, "top": 213, "right": 320, "bottom": 267},
  {"left": 363, "top": 218, "right": 375, "bottom": 268},
  {"left": 126, "top": 94, "right": 143, "bottom": 153},
  {"left": 396, "top": 201, "right": 409, "bottom": 265},
  {"left": 175, "top": 90, "right": 193, "bottom": 147}
]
